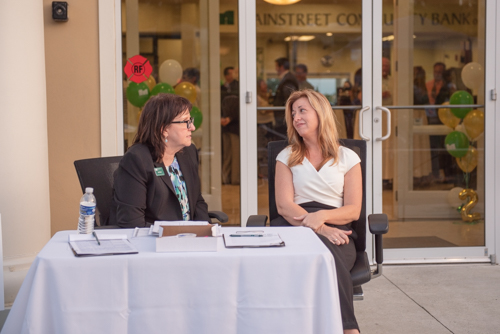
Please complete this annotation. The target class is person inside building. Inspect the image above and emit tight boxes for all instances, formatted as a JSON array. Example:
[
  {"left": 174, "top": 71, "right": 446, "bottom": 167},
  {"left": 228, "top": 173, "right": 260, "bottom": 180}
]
[
  {"left": 272, "top": 57, "right": 299, "bottom": 138},
  {"left": 412, "top": 66, "right": 432, "bottom": 186},
  {"left": 256, "top": 78, "right": 274, "bottom": 178},
  {"left": 273, "top": 89, "right": 362, "bottom": 334},
  {"left": 181, "top": 67, "right": 201, "bottom": 107},
  {"left": 111, "top": 94, "right": 209, "bottom": 228},
  {"left": 426, "top": 62, "right": 453, "bottom": 182},
  {"left": 221, "top": 95, "right": 240, "bottom": 185},
  {"left": 294, "top": 63, "right": 314, "bottom": 90},
  {"left": 221, "top": 66, "right": 239, "bottom": 102}
]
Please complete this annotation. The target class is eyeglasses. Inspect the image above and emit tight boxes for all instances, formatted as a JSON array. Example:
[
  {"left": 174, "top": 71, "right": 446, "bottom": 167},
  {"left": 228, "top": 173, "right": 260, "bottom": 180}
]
[{"left": 171, "top": 117, "right": 194, "bottom": 129}]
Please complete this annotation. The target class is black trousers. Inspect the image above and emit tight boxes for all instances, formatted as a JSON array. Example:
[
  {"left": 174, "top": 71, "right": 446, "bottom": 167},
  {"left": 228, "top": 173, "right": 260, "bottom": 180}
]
[
  {"left": 271, "top": 202, "right": 359, "bottom": 331},
  {"left": 317, "top": 233, "right": 358, "bottom": 331}
]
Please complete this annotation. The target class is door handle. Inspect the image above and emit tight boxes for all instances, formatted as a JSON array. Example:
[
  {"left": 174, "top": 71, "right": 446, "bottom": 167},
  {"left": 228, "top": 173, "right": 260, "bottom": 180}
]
[
  {"left": 375, "top": 106, "right": 391, "bottom": 141},
  {"left": 358, "top": 106, "right": 370, "bottom": 141}
]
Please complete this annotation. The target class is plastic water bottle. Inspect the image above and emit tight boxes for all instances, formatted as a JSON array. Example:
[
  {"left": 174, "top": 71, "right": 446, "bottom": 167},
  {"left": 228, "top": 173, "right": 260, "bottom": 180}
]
[{"left": 78, "top": 187, "right": 96, "bottom": 234}]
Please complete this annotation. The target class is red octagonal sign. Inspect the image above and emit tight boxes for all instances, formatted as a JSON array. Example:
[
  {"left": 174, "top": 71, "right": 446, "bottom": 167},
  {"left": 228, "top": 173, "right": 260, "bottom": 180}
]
[{"left": 124, "top": 55, "right": 153, "bottom": 83}]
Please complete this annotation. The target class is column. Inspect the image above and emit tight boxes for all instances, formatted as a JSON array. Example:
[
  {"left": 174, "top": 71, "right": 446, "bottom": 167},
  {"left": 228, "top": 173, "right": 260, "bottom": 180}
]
[{"left": 0, "top": 0, "right": 51, "bottom": 305}]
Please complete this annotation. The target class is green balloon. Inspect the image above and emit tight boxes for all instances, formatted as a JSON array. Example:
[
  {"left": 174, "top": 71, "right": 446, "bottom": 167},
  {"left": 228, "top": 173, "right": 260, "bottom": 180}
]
[
  {"left": 190, "top": 106, "right": 203, "bottom": 130},
  {"left": 126, "top": 82, "right": 150, "bottom": 108},
  {"left": 151, "top": 83, "right": 174, "bottom": 96},
  {"left": 445, "top": 131, "right": 469, "bottom": 158},
  {"left": 449, "top": 90, "right": 473, "bottom": 119}
]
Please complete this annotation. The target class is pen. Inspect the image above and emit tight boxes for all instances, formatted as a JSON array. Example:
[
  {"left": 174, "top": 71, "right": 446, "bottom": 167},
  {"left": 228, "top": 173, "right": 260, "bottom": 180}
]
[
  {"left": 229, "top": 234, "right": 263, "bottom": 237},
  {"left": 92, "top": 231, "right": 101, "bottom": 245}
]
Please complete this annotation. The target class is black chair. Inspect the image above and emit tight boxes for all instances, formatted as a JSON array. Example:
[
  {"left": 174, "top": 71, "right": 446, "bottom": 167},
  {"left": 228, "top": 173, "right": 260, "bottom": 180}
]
[
  {"left": 248, "top": 139, "right": 389, "bottom": 300},
  {"left": 74, "top": 156, "right": 228, "bottom": 228}
]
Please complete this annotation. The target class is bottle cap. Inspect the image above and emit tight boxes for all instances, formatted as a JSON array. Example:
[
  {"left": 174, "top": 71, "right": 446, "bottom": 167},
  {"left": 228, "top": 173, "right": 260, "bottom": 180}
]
[{"left": 85, "top": 187, "right": 94, "bottom": 193}]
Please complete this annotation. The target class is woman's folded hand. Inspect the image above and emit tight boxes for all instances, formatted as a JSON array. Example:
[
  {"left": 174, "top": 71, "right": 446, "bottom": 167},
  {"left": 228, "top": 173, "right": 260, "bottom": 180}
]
[
  {"left": 317, "top": 225, "right": 352, "bottom": 245},
  {"left": 293, "top": 211, "right": 326, "bottom": 232}
]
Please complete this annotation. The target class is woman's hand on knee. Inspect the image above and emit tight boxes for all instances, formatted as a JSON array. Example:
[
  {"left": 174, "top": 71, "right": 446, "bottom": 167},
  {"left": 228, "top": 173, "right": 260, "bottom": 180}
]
[{"left": 318, "top": 225, "right": 352, "bottom": 246}]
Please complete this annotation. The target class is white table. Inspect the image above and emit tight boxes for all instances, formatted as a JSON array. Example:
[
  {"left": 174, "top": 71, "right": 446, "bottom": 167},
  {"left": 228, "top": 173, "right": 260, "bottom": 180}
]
[{"left": 2, "top": 226, "right": 342, "bottom": 334}]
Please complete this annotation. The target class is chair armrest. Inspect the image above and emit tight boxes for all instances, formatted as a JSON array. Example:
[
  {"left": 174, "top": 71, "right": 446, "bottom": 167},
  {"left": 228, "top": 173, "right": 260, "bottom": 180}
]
[
  {"left": 368, "top": 213, "right": 389, "bottom": 235},
  {"left": 209, "top": 211, "right": 229, "bottom": 223},
  {"left": 246, "top": 215, "right": 268, "bottom": 227},
  {"left": 368, "top": 213, "right": 388, "bottom": 268}
]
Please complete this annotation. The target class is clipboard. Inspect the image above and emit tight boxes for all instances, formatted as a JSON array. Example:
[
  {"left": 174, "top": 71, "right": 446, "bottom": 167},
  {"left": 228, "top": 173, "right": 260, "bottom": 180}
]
[
  {"left": 222, "top": 233, "right": 285, "bottom": 248},
  {"left": 68, "top": 234, "right": 139, "bottom": 257}
]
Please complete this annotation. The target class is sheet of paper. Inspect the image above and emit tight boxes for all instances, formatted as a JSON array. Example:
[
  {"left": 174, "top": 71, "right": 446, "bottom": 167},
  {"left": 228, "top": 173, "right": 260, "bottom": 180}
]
[
  {"left": 69, "top": 234, "right": 127, "bottom": 241},
  {"left": 223, "top": 233, "right": 285, "bottom": 248}
]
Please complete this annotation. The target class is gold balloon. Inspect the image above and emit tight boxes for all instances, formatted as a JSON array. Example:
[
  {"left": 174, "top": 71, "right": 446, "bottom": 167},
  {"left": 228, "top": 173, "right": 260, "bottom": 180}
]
[
  {"left": 459, "top": 188, "right": 481, "bottom": 222},
  {"left": 174, "top": 82, "right": 197, "bottom": 104},
  {"left": 455, "top": 146, "right": 478, "bottom": 173},
  {"left": 146, "top": 75, "right": 157, "bottom": 92},
  {"left": 438, "top": 102, "right": 461, "bottom": 129},
  {"left": 463, "top": 109, "right": 484, "bottom": 140}
]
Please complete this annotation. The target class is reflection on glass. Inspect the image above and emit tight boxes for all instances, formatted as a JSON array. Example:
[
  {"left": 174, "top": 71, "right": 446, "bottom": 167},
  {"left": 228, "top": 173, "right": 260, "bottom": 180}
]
[{"left": 382, "top": 0, "right": 485, "bottom": 248}]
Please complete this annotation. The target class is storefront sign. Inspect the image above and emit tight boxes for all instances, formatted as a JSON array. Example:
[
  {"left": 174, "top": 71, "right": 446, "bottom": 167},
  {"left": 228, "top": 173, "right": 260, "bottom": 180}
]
[
  {"left": 256, "top": 12, "right": 477, "bottom": 28},
  {"left": 220, "top": 4, "right": 479, "bottom": 35}
]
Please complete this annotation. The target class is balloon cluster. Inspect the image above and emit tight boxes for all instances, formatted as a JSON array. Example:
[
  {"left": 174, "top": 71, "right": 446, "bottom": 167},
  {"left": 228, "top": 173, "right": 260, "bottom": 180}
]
[
  {"left": 442, "top": 62, "right": 484, "bottom": 174},
  {"left": 443, "top": 62, "right": 483, "bottom": 223},
  {"left": 125, "top": 59, "right": 202, "bottom": 130}
]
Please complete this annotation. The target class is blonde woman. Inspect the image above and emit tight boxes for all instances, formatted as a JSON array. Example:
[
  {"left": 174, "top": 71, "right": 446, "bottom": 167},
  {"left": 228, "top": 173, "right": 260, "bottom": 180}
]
[{"left": 274, "top": 90, "right": 362, "bottom": 334}]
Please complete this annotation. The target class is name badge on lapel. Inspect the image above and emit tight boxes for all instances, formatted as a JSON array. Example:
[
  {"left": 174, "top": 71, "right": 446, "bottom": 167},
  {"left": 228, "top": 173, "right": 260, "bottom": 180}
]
[{"left": 154, "top": 167, "right": 165, "bottom": 176}]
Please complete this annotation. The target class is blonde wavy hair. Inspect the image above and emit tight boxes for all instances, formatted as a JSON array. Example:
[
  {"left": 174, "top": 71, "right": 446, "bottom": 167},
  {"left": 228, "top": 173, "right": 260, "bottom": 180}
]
[{"left": 284, "top": 89, "right": 340, "bottom": 168}]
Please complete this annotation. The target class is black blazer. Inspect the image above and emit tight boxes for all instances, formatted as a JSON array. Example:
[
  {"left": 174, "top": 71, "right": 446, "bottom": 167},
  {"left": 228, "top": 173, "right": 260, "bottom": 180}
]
[{"left": 110, "top": 143, "right": 210, "bottom": 228}]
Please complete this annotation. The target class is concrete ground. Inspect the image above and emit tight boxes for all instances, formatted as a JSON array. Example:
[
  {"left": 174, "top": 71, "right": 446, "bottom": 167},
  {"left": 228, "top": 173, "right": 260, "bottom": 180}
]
[{"left": 355, "top": 264, "right": 500, "bottom": 334}]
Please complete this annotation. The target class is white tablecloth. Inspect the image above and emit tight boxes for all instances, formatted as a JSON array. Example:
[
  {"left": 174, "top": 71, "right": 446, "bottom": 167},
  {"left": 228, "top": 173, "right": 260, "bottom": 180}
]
[{"left": 2, "top": 226, "right": 342, "bottom": 334}]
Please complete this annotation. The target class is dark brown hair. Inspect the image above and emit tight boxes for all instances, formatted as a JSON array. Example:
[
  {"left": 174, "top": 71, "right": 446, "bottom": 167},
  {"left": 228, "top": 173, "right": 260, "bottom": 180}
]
[
  {"left": 275, "top": 57, "right": 290, "bottom": 70},
  {"left": 414, "top": 66, "right": 426, "bottom": 91},
  {"left": 133, "top": 93, "right": 192, "bottom": 162}
]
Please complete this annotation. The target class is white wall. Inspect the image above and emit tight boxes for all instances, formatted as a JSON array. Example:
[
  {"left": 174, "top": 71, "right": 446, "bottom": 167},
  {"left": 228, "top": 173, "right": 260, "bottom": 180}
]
[{"left": 0, "top": 0, "right": 51, "bottom": 306}]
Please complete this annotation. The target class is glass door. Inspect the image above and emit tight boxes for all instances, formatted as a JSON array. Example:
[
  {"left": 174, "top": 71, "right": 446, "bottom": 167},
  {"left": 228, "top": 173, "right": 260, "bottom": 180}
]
[
  {"left": 369, "top": 0, "right": 492, "bottom": 262},
  {"left": 121, "top": 0, "right": 242, "bottom": 224},
  {"left": 251, "top": 0, "right": 366, "bottom": 221},
  {"left": 245, "top": 0, "right": 494, "bottom": 263}
]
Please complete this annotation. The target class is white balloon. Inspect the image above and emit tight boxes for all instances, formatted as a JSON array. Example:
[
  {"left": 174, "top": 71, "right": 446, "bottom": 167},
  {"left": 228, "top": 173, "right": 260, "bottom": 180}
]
[
  {"left": 159, "top": 59, "right": 183, "bottom": 86},
  {"left": 454, "top": 123, "right": 471, "bottom": 140},
  {"left": 447, "top": 187, "right": 464, "bottom": 208},
  {"left": 461, "top": 62, "right": 483, "bottom": 90}
]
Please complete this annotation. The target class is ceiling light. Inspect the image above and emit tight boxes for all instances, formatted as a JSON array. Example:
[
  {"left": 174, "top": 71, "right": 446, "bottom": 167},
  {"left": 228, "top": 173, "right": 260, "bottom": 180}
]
[
  {"left": 298, "top": 35, "right": 315, "bottom": 41},
  {"left": 263, "top": 0, "right": 301, "bottom": 5},
  {"left": 382, "top": 34, "right": 417, "bottom": 42},
  {"left": 326, "top": 32, "right": 333, "bottom": 36},
  {"left": 284, "top": 35, "right": 315, "bottom": 42}
]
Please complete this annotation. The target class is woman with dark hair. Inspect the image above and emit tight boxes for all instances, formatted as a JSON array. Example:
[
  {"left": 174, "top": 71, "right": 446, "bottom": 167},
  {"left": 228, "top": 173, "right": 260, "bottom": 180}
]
[
  {"left": 413, "top": 66, "right": 429, "bottom": 105},
  {"left": 111, "top": 93, "right": 209, "bottom": 228},
  {"left": 413, "top": 66, "right": 433, "bottom": 184},
  {"left": 274, "top": 89, "right": 362, "bottom": 334}
]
